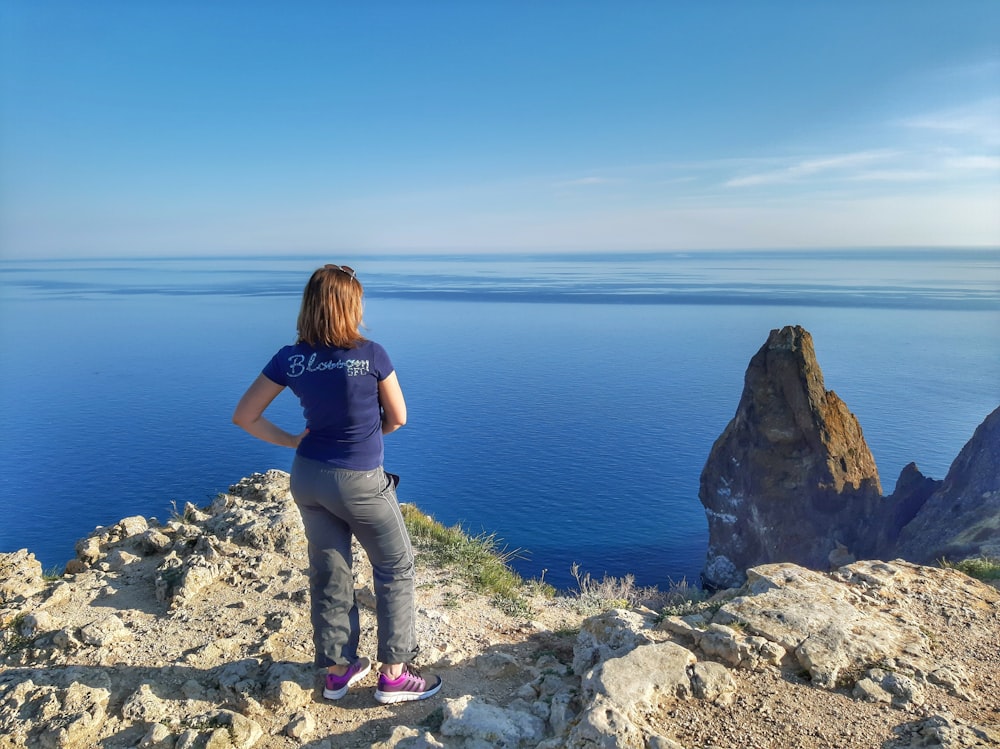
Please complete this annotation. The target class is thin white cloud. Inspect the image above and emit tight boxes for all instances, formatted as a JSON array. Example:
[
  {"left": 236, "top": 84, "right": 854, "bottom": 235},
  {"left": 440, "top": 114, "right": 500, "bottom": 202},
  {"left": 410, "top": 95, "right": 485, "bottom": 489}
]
[
  {"left": 846, "top": 170, "right": 934, "bottom": 182},
  {"left": 552, "top": 176, "right": 616, "bottom": 188},
  {"left": 656, "top": 176, "right": 698, "bottom": 185},
  {"left": 901, "top": 97, "right": 1000, "bottom": 145},
  {"left": 724, "top": 151, "right": 896, "bottom": 188},
  {"left": 945, "top": 155, "right": 1000, "bottom": 170},
  {"left": 367, "top": 191, "right": 1000, "bottom": 251}
]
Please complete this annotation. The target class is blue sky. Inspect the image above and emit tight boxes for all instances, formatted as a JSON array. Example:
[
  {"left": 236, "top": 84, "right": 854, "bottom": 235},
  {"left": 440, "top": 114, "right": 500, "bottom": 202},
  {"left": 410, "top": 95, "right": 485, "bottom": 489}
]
[{"left": 1, "top": 1, "right": 998, "bottom": 258}]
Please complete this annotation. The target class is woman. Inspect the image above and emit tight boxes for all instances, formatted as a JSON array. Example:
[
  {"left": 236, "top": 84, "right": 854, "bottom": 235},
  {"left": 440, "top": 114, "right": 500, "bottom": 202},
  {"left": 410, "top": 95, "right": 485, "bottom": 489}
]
[{"left": 233, "top": 263, "right": 442, "bottom": 704}]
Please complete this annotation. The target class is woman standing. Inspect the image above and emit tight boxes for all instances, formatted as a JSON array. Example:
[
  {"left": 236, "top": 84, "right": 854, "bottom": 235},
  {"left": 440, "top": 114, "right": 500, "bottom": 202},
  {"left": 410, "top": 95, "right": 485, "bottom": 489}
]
[{"left": 233, "top": 263, "right": 442, "bottom": 704}]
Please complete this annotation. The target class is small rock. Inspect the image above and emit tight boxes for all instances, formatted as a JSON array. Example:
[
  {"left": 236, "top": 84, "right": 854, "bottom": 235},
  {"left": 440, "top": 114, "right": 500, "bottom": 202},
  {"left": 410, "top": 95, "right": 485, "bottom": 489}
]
[
  {"left": 139, "top": 721, "right": 175, "bottom": 748},
  {"left": 355, "top": 586, "right": 377, "bottom": 609},
  {"left": 139, "top": 529, "right": 173, "bottom": 555},
  {"left": 285, "top": 709, "right": 315, "bottom": 741},
  {"left": 106, "top": 549, "right": 142, "bottom": 571},
  {"left": 19, "top": 610, "right": 55, "bottom": 638},
  {"left": 372, "top": 726, "right": 445, "bottom": 748},
  {"left": 690, "top": 661, "right": 737, "bottom": 705},
  {"left": 75, "top": 537, "right": 104, "bottom": 566},
  {"left": 854, "top": 676, "right": 892, "bottom": 704},
  {"left": 0, "top": 549, "right": 46, "bottom": 602},
  {"left": 79, "top": 614, "right": 129, "bottom": 647},
  {"left": 64, "top": 559, "right": 88, "bottom": 574},
  {"left": 441, "top": 695, "right": 546, "bottom": 747},
  {"left": 122, "top": 683, "right": 167, "bottom": 723}
]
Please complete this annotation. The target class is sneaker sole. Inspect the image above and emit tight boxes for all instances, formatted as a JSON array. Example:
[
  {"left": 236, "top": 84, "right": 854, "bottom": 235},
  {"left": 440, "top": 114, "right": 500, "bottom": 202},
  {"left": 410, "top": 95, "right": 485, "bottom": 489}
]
[
  {"left": 374, "top": 678, "right": 442, "bottom": 704},
  {"left": 323, "top": 661, "right": 372, "bottom": 700}
]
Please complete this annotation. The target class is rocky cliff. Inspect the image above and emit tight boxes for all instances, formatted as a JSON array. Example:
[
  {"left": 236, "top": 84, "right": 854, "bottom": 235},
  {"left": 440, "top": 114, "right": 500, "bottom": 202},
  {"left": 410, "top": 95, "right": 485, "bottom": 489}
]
[
  {"left": 894, "top": 405, "right": 1000, "bottom": 564},
  {"left": 699, "top": 325, "right": 885, "bottom": 589},
  {"left": 700, "top": 324, "right": 999, "bottom": 590},
  {"left": 2, "top": 471, "right": 1000, "bottom": 749}
]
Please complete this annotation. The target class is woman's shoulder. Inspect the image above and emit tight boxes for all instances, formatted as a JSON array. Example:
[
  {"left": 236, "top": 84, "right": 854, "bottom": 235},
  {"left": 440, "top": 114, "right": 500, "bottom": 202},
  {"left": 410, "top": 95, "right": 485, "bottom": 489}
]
[
  {"left": 272, "top": 341, "right": 311, "bottom": 357},
  {"left": 356, "top": 339, "right": 392, "bottom": 368},
  {"left": 354, "top": 338, "right": 387, "bottom": 354}
]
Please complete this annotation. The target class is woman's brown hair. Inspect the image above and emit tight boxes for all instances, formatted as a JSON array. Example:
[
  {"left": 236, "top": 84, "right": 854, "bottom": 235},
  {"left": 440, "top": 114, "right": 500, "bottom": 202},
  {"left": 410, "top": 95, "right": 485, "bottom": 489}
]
[{"left": 296, "top": 265, "right": 366, "bottom": 348}]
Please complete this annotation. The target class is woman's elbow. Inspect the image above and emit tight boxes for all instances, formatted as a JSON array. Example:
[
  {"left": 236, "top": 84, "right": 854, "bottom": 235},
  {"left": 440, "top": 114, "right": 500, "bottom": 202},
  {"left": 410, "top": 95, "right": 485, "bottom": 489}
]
[{"left": 382, "top": 415, "right": 406, "bottom": 433}]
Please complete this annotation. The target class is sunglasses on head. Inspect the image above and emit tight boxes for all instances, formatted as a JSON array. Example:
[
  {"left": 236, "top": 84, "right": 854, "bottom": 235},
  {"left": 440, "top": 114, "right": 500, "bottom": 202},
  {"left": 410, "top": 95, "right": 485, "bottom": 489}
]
[{"left": 324, "top": 264, "right": 357, "bottom": 280}]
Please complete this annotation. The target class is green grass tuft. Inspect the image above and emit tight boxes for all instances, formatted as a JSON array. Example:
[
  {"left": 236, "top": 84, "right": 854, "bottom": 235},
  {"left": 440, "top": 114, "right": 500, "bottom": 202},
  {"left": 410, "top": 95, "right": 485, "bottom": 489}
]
[
  {"left": 941, "top": 555, "right": 1000, "bottom": 581},
  {"left": 400, "top": 504, "right": 545, "bottom": 616}
]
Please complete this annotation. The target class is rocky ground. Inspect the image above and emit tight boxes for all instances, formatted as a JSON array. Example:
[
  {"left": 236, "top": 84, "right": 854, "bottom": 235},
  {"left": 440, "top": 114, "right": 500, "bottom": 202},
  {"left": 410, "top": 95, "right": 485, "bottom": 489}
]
[{"left": 1, "top": 470, "right": 998, "bottom": 748}]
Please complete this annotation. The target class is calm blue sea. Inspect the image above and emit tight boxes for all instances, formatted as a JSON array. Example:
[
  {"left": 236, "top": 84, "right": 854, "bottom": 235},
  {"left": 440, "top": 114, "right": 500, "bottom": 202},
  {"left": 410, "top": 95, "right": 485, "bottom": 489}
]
[{"left": 1, "top": 250, "right": 998, "bottom": 591}]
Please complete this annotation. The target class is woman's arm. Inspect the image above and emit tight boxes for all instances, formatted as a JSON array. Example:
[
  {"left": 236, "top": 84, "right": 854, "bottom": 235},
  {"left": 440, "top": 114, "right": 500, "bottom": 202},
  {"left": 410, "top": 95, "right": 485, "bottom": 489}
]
[
  {"left": 232, "top": 374, "right": 307, "bottom": 448},
  {"left": 378, "top": 370, "right": 407, "bottom": 434}
]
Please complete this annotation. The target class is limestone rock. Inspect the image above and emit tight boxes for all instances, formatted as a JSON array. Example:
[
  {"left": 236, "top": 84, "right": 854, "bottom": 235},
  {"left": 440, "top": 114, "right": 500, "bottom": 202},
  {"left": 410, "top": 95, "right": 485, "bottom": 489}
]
[
  {"left": 886, "top": 713, "right": 1000, "bottom": 748},
  {"left": 689, "top": 660, "right": 737, "bottom": 705},
  {"left": 853, "top": 668, "right": 925, "bottom": 710},
  {"left": 440, "top": 694, "right": 547, "bottom": 747},
  {"left": 700, "top": 325, "right": 884, "bottom": 589},
  {"left": 372, "top": 726, "right": 446, "bottom": 748},
  {"left": 36, "top": 682, "right": 111, "bottom": 749},
  {"left": 714, "top": 562, "right": 930, "bottom": 688},
  {"left": 79, "top": 613, "right": 129, "bottom": 647},
  {"left": 122, "top": 683, "right": 167, "bottom": 723},
  {"left": 712, "top": 559, "right": 999, "bottom": 695},
  {"left": 262, "top": 661, "right": 312, "bottom": 712},
  {"left": 194, "top": 709, "right": 263, "bottom": 749},
  {"left": 0, "top": 551, "right": 46, "bottom": 603},
  {"left": 571, "top": 608, "right": 653, "bottom": 676},
  {"left": 111, "top": 515, "right": 151, "bottom": 542},
  {"left": 74, "top": 537, "right": 102, "bottom": 567},
  {"left": 582, "top": 640, "right": 697, "bottom": 707},
  {"left": 565, "top": 693, "right": 648, "bottom": 749},
  {"left": 155, "top": 550, "right": 231, "bottom": 610},
  {"left": 284, "top": 709, "right": 315, "bottom": 741},
  {"left": 691, "top": 622, "right": 786, "bottom": 671},
  {"left": 17, "top": 610, "right": 55, "bottom": 639},
  {"left": 138, "top": 722, "right": 174, "bottom": 748},
  {"left": 573, "top": 619, "right": 740, "bottom": 748},
  {"left": 137, "top": 528, "right": 173, "bottom": 555}
]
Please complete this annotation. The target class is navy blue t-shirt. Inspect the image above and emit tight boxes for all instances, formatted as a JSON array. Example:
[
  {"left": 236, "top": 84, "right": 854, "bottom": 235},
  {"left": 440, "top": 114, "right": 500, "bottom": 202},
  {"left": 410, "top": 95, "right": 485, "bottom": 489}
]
[{"left": 261, "top": 339, "right": 394, "bottom": 470}]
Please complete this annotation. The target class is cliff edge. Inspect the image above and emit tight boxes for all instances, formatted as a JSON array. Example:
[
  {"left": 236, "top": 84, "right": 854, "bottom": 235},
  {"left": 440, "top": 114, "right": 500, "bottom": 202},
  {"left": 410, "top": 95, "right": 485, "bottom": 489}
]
[
  {"left": 894, "top": 405, "right": 1000, "bottom": 564},
  {"left": 2, "top": 471, "right": 999, "bottom": 748}
]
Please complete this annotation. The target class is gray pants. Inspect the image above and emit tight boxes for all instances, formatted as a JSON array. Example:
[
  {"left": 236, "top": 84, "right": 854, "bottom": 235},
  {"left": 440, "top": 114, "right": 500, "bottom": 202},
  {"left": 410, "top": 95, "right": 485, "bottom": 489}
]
[{"left": 290, "top": 455, "right": 418, "bottom": 668}]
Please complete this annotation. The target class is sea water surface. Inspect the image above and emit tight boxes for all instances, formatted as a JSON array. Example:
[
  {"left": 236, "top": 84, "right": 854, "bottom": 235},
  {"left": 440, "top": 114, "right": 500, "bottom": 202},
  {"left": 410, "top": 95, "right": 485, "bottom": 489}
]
[{"left": 1, "top": 250, "right": 998, "bottom": 590}]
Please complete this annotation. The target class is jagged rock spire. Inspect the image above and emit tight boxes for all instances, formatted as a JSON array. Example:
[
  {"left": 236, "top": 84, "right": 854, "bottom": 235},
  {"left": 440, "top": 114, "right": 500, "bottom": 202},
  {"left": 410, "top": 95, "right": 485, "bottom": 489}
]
[{"left": 699, "top": 325, "right": 883, "bottom": 589}]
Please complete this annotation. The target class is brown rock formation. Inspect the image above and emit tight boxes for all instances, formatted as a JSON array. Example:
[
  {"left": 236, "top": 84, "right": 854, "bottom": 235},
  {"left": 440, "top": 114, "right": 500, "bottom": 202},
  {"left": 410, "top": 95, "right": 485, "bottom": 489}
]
[{"left": 699, "top": 325, "right": 884, "bottom": 589}]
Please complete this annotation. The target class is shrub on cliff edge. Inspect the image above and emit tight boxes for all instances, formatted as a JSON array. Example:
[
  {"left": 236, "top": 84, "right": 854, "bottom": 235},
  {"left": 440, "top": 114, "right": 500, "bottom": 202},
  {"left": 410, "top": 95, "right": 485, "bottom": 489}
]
[
  {"left": 399, "top": 503, "right": 553, "bottom": 616},
  {"left": 942, "top": 555, "right": 1000, "bottom": 582}
]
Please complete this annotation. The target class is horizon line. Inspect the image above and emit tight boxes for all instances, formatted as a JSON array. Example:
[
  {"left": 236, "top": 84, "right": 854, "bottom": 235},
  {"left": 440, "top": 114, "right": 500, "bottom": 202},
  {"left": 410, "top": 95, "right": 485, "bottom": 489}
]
[{"left": 3, "top": 244, "right": 1000, "bottom": 263}]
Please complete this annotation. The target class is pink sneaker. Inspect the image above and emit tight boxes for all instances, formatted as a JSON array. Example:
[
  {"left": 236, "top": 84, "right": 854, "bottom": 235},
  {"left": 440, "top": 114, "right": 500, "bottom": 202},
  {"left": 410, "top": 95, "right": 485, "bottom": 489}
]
[
  {"left": 323, "top": 657, "right": 371, "bottom": 700},
  {"left": 374, "top": 666, "right": 443, "bottom": 704}
]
